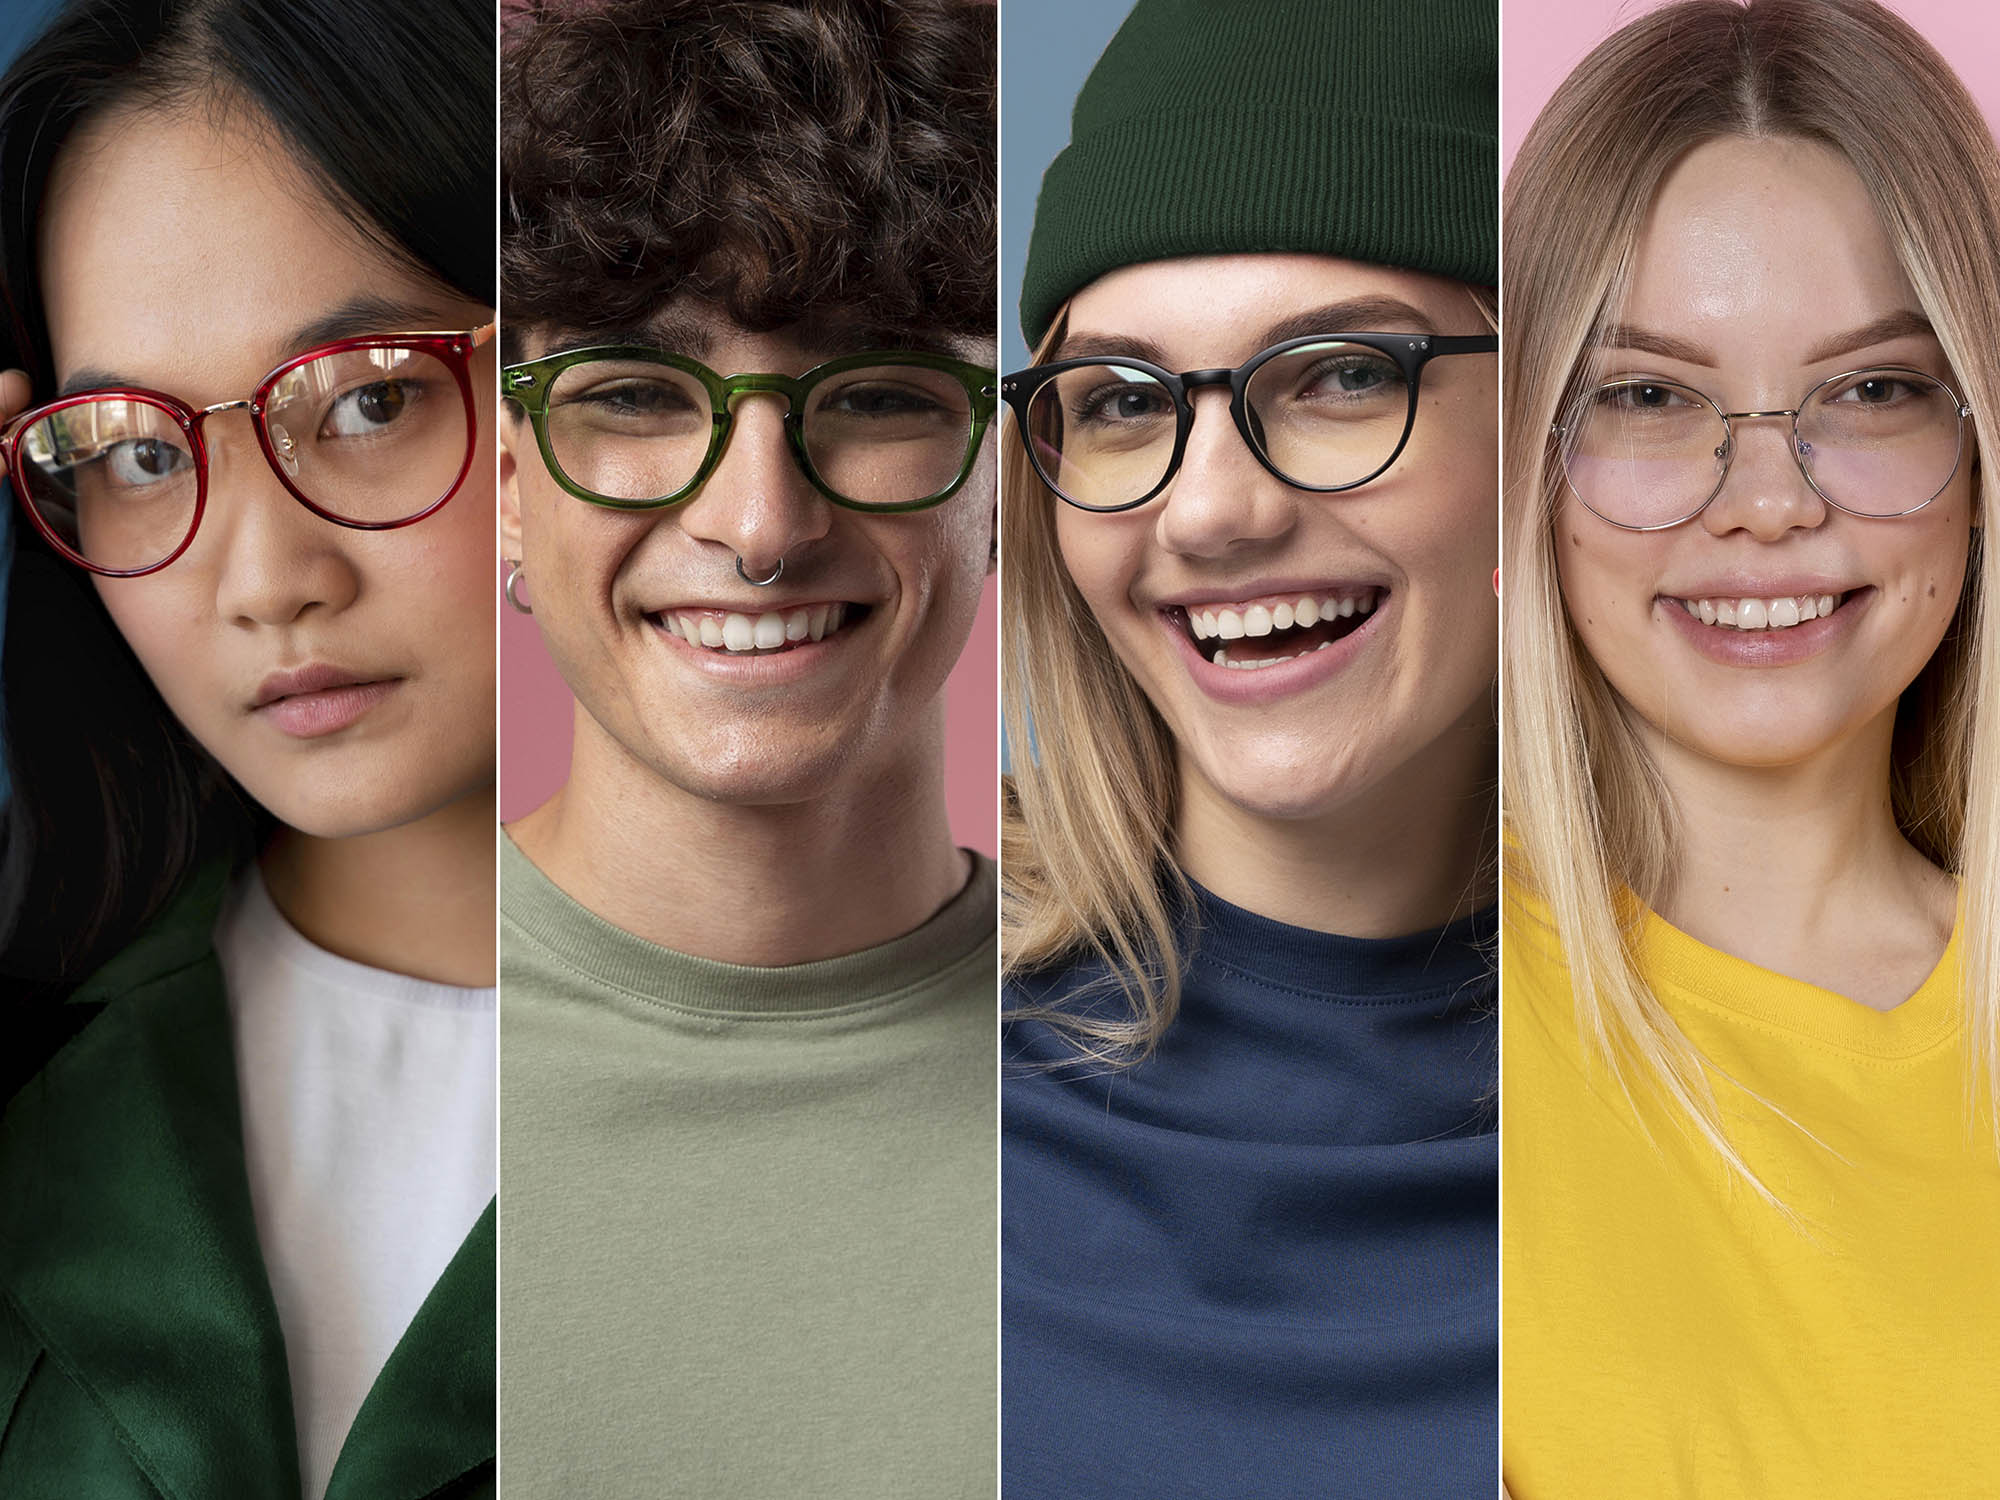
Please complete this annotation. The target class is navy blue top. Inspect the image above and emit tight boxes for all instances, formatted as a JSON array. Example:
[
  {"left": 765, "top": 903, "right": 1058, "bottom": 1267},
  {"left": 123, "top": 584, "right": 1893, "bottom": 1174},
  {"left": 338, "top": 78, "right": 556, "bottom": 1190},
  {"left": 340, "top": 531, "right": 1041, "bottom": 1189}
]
[{"left": 1002, "top": 885, "right": 1496, "bottom": 1498}]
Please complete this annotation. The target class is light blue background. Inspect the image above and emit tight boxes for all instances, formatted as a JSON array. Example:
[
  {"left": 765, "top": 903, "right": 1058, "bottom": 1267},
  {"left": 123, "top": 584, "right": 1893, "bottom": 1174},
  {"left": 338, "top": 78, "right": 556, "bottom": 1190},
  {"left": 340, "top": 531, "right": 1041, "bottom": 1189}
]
[{"left": 1001, "top": 0, "right": 1133, "bottom": 372}]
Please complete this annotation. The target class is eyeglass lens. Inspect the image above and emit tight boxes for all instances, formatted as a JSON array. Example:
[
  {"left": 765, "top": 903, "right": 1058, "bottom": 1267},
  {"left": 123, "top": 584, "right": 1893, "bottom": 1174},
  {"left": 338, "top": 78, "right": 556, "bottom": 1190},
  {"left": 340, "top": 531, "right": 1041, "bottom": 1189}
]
[
  {"left": 541, "top": 359, "right": 978, "bottom": 507},
  {"left": 1563, "top": 370, "right": 1963, "bottom": 528},
  {"left": 14, "top": 344, "right": 468, "bottom": 574},
  {"left": 1023, "top": 341, "right": 1411, "bottom": 510}
]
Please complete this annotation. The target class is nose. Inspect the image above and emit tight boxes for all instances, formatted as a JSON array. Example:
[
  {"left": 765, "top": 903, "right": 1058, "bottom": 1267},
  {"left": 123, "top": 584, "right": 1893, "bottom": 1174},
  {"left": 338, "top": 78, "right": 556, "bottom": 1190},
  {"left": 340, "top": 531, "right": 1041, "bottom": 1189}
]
[
  {"left": 193, "top": 412, "right": 360, "bottom": 624},
  {"left": 674, "top": 391, "right": 833, "bottom": 573},
  {"left": 1153, "top": 386, "right": 1299, "bottom": 558},
  {"left": 1700, "top": 412, "right": 1828, "bottom": 541}
]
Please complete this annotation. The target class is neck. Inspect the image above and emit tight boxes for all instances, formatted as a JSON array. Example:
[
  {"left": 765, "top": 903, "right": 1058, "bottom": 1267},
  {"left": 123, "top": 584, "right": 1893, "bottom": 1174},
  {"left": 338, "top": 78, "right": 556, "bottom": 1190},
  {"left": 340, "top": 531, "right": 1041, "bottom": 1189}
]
[
  {"left": 1642, "top": 708, "right": 1954, "bottom": 998},
  {"left": 1174, "top": 701, "right": 1495, "bottom": 938},
  {"left": 511, "top": 702, "right": 969, "bottom": 967},
  {"left": 260, "top": 786, "right": 497, "bottom": 987}
]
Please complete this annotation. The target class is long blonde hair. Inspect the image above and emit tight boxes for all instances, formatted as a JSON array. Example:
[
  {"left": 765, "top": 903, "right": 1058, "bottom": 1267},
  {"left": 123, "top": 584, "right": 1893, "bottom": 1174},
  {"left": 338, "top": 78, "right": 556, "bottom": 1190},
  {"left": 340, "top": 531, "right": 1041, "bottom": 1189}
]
[
  {"left": 1504, "top": 0, "right": 2000, "bottom": 1183},
  {"left": 1001, "top": 311, "right": 1196, "bottom": 1065}
]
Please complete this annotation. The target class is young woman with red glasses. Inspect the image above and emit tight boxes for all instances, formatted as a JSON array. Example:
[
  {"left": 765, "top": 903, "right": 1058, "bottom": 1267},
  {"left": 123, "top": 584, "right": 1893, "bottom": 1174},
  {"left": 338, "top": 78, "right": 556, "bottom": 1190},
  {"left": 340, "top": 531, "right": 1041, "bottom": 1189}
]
[{"left": 0, "top": 0, "right": 496, "bottom": 1494}]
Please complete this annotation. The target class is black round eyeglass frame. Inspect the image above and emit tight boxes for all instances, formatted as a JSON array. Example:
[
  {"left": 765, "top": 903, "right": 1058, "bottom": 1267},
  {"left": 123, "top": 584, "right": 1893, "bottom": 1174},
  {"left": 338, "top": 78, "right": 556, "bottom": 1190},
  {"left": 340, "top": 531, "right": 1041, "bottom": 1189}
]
[{"left": 1000, "top": 331, "right": 1499, "bottom": 513}]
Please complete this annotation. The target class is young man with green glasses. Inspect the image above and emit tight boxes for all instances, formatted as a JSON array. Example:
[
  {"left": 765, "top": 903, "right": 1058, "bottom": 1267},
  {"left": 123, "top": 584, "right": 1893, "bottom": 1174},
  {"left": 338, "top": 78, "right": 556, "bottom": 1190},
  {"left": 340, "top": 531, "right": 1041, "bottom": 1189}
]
[{"left": 495, "top": 3, "right": 996, "bottom": 1494}]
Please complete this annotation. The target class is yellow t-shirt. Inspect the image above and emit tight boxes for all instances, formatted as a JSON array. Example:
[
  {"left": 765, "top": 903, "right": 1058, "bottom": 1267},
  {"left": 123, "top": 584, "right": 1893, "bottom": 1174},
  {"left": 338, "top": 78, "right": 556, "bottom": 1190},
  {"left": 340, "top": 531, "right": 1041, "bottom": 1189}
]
[{"left": 1504, "top": 880, "right": 2000, "bottom": 1497}]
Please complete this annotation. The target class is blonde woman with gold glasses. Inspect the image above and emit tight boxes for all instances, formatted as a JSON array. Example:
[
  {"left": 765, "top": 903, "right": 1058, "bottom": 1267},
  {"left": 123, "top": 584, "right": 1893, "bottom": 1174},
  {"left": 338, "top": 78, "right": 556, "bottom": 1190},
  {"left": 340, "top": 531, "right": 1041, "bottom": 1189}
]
[{"left": 1504, "top": 0, "right": 2000, "bottom": 1492}]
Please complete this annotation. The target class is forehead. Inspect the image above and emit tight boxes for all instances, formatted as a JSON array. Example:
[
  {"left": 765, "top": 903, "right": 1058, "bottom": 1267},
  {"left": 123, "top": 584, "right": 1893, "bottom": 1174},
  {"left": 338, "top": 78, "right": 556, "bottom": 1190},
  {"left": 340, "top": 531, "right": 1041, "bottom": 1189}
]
[
  {"left": 1060, "top": 253, "right": 1482, "bottom": 364},
  {"left": 1622, "top": 135, "right": 1917, "bottom": 359},
  {"left": 39, "top": 100, "right": 456, "bottom": 396}
]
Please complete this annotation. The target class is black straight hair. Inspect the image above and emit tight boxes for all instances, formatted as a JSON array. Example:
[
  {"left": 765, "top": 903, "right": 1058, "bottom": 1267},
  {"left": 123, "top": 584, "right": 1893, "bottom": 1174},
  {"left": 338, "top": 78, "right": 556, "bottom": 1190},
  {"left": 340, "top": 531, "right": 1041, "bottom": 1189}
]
[{"left": 0, "top": 0, "right": 493, "bottom": 1039}]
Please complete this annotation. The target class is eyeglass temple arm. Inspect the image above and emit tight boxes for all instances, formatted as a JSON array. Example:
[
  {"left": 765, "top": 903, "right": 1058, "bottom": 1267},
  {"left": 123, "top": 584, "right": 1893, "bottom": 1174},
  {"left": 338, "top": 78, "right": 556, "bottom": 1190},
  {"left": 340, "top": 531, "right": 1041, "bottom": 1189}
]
[{"left": 1427, "top": 334, "right": 1499, "bottom": 356}]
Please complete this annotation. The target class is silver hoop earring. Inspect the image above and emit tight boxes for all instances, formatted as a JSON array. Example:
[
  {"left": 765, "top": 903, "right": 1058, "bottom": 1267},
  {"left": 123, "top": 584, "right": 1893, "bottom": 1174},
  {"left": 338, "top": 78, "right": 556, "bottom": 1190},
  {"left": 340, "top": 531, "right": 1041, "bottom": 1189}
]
[
  {"left": 504, "top": 559, "right": 533, "bottom": 615},
  {"left": 736, "top": 555, "right": 785, "bottom": 587}
]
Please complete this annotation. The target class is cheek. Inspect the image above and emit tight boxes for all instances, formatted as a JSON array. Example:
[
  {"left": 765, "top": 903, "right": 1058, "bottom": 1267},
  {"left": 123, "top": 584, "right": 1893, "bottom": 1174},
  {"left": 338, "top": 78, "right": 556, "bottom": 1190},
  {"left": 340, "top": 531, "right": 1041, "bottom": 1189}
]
[
  {"left": 1554, "top": 506, "right": 1651, "bottom": 637},
  {"left": 1052, "top": 507, "right": 1143, "bottom": 632},
  {"left": 93, "top": 581, "right": 210, "bottom": 708},
  {"left": 522, "top": 474, "right": 647, "bottom": 627}
]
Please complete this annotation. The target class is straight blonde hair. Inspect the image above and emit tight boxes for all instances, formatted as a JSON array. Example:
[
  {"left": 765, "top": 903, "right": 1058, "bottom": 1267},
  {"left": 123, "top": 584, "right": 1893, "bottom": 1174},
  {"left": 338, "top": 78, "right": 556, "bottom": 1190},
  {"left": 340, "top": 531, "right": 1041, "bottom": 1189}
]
[
  {"left": 1504, "top": 0, "right": 2000, "bottom": 1187},
  {"left": 1001, "top": 311, "right": 1196, "bottom": 1065}
]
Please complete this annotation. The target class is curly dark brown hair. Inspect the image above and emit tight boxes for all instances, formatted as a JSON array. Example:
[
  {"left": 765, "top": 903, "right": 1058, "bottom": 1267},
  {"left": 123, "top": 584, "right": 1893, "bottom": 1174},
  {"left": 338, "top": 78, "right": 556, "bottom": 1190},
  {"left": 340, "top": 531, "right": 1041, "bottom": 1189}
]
[{"left": 501, "top": 0, "right": 995, "bottom": 350}]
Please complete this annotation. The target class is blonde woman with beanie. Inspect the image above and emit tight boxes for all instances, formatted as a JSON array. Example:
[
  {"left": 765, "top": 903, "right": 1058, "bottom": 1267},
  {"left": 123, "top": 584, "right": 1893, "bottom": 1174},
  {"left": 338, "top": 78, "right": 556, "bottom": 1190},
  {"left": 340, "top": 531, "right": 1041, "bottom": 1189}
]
[{"left": 1001, "top": 0, "right": 1499, "bottom": 1492}]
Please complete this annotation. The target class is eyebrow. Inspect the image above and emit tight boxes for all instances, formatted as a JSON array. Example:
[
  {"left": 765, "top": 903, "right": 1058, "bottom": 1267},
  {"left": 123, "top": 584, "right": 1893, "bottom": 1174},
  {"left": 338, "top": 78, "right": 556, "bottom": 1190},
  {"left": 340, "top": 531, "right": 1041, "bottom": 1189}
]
[
  {"left": 1589, "top": 324, "right": 1718, "bottom": 368},
  {"left": 57, "top": 293, "right": 465, "bottom": 398},
  {"left": 1590, "top": 309, "right": 1938, "bottom": 372},
  {"left": 1801, "top": 309, "right": 1936, "bottom": 364},
  {"left": 1051, "top": 296, "right": 1443, "bottom": 366},
  {"left": 537, "top": 311, "right": 971, "bottom": 367}
]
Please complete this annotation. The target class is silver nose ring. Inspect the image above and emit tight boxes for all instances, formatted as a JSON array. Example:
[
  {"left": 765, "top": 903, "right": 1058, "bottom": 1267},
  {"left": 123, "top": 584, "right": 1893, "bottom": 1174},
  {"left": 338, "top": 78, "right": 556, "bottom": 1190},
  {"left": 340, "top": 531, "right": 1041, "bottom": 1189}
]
[{"left": 736, "top": 555, "right": 784, "bottom": 587}]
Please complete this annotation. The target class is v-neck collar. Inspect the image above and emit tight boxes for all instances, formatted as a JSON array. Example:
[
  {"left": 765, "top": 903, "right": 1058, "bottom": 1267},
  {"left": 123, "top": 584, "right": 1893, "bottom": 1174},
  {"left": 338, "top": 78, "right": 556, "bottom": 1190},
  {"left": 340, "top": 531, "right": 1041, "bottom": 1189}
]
[{"left": 0, "top": 864, "right": 494, "bottom": 1499}]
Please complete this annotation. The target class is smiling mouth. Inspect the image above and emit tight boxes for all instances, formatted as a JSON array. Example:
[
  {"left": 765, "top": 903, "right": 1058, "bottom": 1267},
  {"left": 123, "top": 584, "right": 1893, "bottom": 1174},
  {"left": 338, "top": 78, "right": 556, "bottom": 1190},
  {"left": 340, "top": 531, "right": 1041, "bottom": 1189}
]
[
  {"left": 1168, "top": 589, "right": 1384, "bottom": 670},
  {"left": 649, "top": 603, "right": 869, "bottom": 655},
  {"left": 1669, "top": 591, "right": 1852, "bottom": 632}
]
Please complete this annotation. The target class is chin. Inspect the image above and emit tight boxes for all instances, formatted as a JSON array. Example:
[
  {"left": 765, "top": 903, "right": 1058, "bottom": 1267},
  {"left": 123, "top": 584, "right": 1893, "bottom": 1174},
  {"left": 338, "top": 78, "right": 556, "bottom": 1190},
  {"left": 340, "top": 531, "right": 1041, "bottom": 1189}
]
[
  {"left": 1183, "top": 735, "right": 1379, "bottom": 823},
  {"left": 237, "top": 767, "right": 490, "bottom": 840},
  {"left": 1655, "top": 713, "right": 1865, "bottom": 771},
  {"left": 647, "top": 729, "right": 863, "bottom": 809}
]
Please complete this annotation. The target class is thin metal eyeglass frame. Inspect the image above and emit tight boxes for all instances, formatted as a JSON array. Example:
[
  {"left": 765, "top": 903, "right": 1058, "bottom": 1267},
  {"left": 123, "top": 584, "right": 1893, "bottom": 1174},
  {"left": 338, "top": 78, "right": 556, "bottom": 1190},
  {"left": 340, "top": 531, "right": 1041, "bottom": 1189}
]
[
  {"left": 1001, "top": 331, "right": 1500, "bottom": 513},
  {"left": 2, "top": 323, "right": 495, "bottom": 578},
  {"left": 1553, "top": 364, "right": 1973, "bottom": 532},
  {"left": 502, "top": 347, "right": 999, "bottom": 514}
]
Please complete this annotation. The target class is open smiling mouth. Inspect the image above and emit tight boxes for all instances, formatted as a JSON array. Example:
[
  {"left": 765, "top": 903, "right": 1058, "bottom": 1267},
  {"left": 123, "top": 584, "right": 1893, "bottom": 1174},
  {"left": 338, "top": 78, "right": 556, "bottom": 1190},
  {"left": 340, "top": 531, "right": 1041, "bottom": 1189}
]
[
  {"left": 1167, "top": 589, "right": 1384, "bottom": 670},
  {"left": 1668, "top": 591, "right": 1853, "bottom": 631},
  {"left": 650, "top": 603, "right": 871, "bottom": 656}
]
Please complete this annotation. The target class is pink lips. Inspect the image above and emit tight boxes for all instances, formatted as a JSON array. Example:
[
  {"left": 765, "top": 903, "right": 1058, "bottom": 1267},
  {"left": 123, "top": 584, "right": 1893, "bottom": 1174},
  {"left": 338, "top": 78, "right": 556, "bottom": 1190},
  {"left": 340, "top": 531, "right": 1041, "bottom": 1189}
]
[{"left": 251, "top": 664, "right": 401, "bottom": 738}]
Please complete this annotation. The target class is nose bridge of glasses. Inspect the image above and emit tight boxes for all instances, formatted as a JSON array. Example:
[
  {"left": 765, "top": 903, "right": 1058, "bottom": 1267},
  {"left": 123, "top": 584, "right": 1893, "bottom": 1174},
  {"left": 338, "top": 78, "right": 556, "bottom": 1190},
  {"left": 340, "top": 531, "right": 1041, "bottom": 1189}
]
[
  {"left": 1715, "top": 407, "right": 1808, "bottom": 465},
  {"left": 718, "top": 374, "right": 804, "bottom": 418}
]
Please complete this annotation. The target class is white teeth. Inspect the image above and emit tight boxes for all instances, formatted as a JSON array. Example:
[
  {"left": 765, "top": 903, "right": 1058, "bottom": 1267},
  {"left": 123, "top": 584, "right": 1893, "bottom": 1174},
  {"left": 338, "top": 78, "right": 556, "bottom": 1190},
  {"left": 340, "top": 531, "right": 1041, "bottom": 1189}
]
[
  {"left": 1183, "top": 591, "right": 1377, "bottom": 643},
  {"left": 1214, "top": 639, "right": 1339, "bottom": 670},
  {"left": 663, "top": 603, "right": 856, "bottom": 652},
  {"left": 1681, "top": 593, "right": 1845, "bottom": 631}
]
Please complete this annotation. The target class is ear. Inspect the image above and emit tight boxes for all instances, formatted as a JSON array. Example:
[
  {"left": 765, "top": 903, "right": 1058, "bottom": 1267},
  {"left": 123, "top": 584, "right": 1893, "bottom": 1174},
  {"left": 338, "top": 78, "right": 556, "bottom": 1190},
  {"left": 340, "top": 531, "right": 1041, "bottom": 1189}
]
[
  {"left": 986, "top": 493, "right": 999, "bottom": 578},
  {"left": 498, "top": 406, "right": 527, "bottom": 559}
]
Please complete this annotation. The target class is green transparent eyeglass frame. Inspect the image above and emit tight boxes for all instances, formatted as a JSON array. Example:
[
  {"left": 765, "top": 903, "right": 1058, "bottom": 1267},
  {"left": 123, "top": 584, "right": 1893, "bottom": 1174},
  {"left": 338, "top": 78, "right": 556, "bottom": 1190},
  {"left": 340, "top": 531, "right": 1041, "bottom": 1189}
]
[{"left": 503, "top": 346, "right": 998, "bottom": 513}]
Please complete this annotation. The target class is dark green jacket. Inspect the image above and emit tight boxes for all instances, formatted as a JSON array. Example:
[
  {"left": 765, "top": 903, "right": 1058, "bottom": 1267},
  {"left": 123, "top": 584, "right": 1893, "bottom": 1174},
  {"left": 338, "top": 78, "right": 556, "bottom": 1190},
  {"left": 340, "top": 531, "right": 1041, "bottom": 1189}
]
[{"left": 0, "top": 865, "right": 494, "bottom": 1497}]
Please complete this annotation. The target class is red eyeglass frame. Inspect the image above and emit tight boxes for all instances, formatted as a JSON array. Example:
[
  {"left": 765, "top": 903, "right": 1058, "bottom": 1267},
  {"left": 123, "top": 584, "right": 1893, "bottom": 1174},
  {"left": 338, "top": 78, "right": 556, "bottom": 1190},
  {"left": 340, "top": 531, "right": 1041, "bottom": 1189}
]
[{"left": 0, "top": 322, "right": 495, "bottom": 577}]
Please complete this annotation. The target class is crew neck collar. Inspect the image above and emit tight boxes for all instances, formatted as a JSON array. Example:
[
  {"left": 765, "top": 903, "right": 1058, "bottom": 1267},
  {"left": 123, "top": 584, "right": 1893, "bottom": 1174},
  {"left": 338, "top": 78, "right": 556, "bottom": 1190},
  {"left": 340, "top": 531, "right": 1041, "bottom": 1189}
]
[
  {"left": 1184, "top": 880, "right": 1496, "bottom": 1001},
  {"left": 500, "top": 832, "right": 995, "bottom": 1018}
]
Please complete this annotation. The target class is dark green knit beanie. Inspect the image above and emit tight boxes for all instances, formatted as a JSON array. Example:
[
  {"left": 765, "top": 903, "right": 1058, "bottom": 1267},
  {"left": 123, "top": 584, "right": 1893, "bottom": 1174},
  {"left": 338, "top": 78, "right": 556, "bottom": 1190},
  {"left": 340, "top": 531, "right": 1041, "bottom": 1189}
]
[{"left": 1019, "top": 0, "right": 1497, "bottom": 346}]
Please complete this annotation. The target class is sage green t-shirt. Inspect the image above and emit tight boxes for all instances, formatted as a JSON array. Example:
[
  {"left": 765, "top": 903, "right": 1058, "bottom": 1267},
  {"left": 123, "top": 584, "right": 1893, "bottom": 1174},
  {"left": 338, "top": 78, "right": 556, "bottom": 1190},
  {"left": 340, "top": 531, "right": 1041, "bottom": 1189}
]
[{"left": 497, "top": 835, "right": 996, "bottom": 1498}]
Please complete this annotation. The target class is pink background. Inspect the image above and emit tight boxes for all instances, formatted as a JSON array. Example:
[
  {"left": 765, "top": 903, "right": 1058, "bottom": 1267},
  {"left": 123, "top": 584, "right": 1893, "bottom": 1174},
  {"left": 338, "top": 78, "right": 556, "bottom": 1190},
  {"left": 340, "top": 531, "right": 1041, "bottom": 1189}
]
[
  {"left": 500, "top": 570, "right": 998, "bottom": 854},
  {"left": 1504, "top": 0, "right": 2000, "bottom": 170}
]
